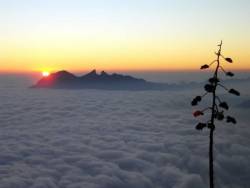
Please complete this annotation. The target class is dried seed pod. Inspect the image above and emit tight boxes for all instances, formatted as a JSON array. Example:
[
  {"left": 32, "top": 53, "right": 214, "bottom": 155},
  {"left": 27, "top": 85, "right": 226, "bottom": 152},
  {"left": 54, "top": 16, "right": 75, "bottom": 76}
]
[
  {"left": 191, "top": 96, "right": 202, "bottom": 106},
  {"left": 201, "top": 64, "right": 209, "bottom": 69},
  {"left": 208, "top": 77, "right": 220, "bottom": 84},
  {"left": 207, "top": 123, "right": 215, "bottom": 129},
  {"left": 226, "top": 72, "right": 234, "bottom": 77},
  {"left": 195, "top": 96, "right": 202, "bottom": 102},
  {"left": 193, "top": 111, "right": 204, "bottom": 117},
  {"left": 196, "top": 123, "right": 207, "bottom": 130},
  {"left": 225, "top": 57, "right": 233, "bottom": 63},
  {"left": 204, "top": 84, "right": 215, "bottom": 93},
  {"left": 219, "top": 102, "right": 229, "bottom": 110},
  {"left": 216, "top": 112, "right": 224, "bottom": 121},
  {"left": 226, "top": 116, "right": 237, "bottom": 124},
  {"left": 229, "top": 89, "right": 240, "bottom": 96}
]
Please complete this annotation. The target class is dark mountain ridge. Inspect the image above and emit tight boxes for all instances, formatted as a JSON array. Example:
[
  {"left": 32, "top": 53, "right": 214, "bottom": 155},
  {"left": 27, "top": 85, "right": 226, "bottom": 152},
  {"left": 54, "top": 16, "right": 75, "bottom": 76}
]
[
  {"left": 32, "top": 70, "right": 174, "bottom": 90},
  {"left": 32, "top": 70, "right": 250, "bottom": 91}
]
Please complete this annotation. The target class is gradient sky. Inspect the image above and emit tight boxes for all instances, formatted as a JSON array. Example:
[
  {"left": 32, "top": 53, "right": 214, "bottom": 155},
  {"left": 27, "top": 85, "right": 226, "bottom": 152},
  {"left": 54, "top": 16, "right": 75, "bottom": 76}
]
[{"left": 1, "top": 0, "right": 250, "bottom": 73}]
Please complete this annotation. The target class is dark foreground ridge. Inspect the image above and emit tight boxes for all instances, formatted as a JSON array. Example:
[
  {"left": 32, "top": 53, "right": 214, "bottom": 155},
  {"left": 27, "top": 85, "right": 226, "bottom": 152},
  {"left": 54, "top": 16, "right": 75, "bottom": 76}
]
[{"left": 31, "top": 70, "right": 181, "bottom": 90}]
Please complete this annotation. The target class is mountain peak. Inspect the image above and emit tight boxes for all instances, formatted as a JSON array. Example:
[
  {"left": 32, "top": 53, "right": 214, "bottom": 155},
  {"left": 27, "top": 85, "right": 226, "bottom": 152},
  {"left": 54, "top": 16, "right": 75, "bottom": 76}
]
[
  {"left": 100, "top": 71, "right": 108, "bottom": 76},
  {"left": 55, "top": 70, "right": 73, "bottom": 75},
  {"left": 52, "top": 70, "right": 76, "bottom": 79},
  {"left": 89, "top": 69, "right": 97, "bottom": 75},
  {"left": 82, "top": 69, "right": 99, "bottom": 79}
]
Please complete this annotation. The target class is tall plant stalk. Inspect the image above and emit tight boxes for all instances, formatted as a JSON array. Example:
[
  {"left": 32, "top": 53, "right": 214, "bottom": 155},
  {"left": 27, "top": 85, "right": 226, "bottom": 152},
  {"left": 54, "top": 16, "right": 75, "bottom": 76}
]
[{"left": 191, "top": 41, "right": 240, "bottom": 188}]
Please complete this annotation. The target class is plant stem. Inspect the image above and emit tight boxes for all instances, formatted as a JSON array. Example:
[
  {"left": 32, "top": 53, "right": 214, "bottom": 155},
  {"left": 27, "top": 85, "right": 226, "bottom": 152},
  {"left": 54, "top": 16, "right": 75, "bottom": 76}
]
[{"left": 209, "top": 40, "right": 222, "bottom": 188}]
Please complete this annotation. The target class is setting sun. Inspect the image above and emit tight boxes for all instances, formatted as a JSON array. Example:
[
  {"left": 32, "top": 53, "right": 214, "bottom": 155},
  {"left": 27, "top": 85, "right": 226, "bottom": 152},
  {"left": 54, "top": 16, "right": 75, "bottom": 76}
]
[{"left": 42, "top": 71, "right": 50, "bottom": 77}]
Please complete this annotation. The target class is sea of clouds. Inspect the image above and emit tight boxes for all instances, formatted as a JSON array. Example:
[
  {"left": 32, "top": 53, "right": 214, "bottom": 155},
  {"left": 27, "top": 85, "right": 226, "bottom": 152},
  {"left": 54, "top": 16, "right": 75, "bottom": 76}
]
[{"left": 0, "top": 76, "right": 250, "bottom": 188}]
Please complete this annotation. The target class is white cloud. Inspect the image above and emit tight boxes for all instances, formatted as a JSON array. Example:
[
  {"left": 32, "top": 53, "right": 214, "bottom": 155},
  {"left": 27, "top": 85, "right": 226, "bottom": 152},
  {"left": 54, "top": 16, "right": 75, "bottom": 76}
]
[{"left": 0, "top": 86, "right": 250, "bottom": 188}]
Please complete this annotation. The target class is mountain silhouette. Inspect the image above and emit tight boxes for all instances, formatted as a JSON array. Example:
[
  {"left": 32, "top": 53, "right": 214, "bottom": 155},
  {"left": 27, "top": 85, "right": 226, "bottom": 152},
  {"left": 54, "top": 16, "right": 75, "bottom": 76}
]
[
  {"left": 32, "top": 70, "right": 250, "bottom": 90},
  {"left": 31, "top": 70, "right": 175, "bottom": 90}
]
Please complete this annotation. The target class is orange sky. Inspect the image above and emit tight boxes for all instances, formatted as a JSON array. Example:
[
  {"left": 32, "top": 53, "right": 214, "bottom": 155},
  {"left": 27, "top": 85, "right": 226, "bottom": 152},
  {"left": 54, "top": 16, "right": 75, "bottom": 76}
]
[{"left": 1, "top": 1, "right": 249, "bottom": 73}]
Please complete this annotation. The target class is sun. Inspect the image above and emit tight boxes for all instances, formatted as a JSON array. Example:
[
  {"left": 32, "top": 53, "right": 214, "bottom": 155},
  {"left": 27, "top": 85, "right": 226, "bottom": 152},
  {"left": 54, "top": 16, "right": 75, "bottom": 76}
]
[{"left": 42, "top": 71, "right": 50, "bottom": 77}]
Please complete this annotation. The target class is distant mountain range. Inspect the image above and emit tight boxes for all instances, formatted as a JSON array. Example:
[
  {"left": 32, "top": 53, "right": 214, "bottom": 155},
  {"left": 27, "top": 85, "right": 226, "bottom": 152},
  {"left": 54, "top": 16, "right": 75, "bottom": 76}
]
[
  {"left": 31, "top": 70, "right": 250, "bottom": 91},
  {"left": 31, "top": 70, "right": 177, "bottom": 90}
]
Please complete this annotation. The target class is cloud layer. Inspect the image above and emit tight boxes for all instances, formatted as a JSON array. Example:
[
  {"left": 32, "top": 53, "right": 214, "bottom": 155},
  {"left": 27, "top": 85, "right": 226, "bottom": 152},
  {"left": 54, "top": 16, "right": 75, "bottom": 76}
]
[{"left": 0, "top": 87, "right": 250, "bottom": 188}]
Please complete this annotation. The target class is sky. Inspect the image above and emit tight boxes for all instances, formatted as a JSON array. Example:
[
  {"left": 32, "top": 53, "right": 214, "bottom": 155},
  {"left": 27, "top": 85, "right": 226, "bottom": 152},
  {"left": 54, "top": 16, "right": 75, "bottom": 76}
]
[{"left": 0, "top": 0, "right": 250, "bottom": 73}]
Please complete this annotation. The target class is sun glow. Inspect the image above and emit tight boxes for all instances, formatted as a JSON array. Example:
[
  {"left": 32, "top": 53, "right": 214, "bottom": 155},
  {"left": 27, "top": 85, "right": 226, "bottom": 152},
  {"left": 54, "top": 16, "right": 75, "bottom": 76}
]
[
  {"left": 42, "top": 71, "right": 50, "bottom": 77},
  {"left": 0, "top": 1, "right": 249, "bottom": 73}
]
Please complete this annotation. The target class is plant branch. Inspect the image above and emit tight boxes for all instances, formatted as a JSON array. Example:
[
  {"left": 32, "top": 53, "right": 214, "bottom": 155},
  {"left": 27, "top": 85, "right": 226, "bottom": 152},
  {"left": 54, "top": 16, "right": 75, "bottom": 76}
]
[{"left": 209, "top": 40, "right": 222, "bottom": 188}]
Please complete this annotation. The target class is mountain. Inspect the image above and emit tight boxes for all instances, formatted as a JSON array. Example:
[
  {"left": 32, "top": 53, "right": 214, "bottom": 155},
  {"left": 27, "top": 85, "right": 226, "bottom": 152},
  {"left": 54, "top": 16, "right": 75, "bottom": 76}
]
[
  {"left": 33, "top": 70, "right": 78, "bottom": 88},
  {"left": 31, "top": 70, "right": 250, "bottom": 91},
  {"left": 31, "top": 70, "right": 174, "bottom": 90}
]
